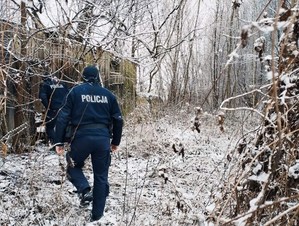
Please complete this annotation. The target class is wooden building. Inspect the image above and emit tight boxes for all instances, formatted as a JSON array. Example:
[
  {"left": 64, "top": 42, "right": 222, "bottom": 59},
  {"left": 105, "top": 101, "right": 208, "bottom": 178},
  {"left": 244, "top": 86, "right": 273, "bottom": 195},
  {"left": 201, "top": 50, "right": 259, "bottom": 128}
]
[{"left": 0, "top": 19, "right": 137, "bottom": 150}]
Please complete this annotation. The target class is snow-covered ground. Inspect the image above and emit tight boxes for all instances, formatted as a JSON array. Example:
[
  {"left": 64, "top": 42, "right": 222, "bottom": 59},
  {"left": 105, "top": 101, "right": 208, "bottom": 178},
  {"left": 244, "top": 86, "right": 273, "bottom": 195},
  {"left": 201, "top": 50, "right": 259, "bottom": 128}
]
[{"left": 0, "top": 105, "right": 257, "bottom": 226}]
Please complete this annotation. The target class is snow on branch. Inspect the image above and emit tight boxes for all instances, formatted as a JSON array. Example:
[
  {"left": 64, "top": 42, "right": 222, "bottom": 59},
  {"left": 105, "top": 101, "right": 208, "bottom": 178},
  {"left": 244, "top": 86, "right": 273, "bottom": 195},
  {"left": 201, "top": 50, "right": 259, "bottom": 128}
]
[
  {"left": 1, "top": 122, "right": 28, "bottom": 142},
  {"left": 219, "top": 84, "right": 275, "bottom": 127}
]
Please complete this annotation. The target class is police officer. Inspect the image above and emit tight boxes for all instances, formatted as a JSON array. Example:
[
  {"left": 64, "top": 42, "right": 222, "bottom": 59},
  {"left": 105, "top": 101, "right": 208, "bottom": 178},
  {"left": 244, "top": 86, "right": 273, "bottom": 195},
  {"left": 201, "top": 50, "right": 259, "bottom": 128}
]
[
  {"left": 54, "top": 65, "right": 123, "bottom": 222},
  {"left": 39, "top": 73, "right": 69, "bottom": 145}
]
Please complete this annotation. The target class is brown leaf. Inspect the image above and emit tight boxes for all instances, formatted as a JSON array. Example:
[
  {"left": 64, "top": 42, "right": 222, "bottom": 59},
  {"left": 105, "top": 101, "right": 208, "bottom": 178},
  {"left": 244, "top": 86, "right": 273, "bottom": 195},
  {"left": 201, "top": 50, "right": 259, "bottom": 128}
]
[{"left": 1, "top": 142, "right": 7, "bottom": 158}]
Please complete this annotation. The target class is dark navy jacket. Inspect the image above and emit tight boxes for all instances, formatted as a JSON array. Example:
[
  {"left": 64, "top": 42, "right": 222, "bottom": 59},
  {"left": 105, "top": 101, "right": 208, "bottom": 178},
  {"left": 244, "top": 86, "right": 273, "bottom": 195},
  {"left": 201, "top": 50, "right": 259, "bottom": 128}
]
[
  {"left": 39, "top": 77, "right": 69, "bottom": 110},
  {"left": 55, "top": 82, "right": 123, "bottom": 146}
]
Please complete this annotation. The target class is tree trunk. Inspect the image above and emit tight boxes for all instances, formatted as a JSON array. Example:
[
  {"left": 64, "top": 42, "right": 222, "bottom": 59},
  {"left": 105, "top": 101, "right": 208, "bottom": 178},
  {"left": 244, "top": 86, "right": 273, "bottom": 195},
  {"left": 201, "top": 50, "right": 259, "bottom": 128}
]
[
  {"left": 12, "top": 1, "right": 33, "bottom": 152},
  {"left": 212, "top": 1, "right": 221, "bottom": 109}
]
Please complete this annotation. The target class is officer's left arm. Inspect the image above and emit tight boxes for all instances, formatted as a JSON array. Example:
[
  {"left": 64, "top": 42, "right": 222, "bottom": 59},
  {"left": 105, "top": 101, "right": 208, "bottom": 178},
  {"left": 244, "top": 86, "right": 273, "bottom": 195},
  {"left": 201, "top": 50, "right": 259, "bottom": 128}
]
[
  {"left": 110, "top": 97, "right": 123, "bottom": 146},
  {"left": 111, "top": 144, "right": 118, "bottom": 152}
]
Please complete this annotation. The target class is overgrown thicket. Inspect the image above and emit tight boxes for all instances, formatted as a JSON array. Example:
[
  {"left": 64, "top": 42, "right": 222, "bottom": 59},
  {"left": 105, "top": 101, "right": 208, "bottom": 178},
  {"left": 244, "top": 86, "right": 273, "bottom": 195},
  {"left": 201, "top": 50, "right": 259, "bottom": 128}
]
[
  {"left": 210, "top": 2, "right": 299, "bottom": 225},
  {"left": 0, "top": 0, "right": 141, "bottom": 153}
]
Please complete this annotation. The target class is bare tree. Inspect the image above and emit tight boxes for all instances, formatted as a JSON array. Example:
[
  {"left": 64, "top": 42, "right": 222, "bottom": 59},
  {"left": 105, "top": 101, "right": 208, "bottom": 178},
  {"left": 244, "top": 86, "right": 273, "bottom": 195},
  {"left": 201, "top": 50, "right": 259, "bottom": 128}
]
[{"left": 210, "top": 1, "right": 299, "bottom": 224}]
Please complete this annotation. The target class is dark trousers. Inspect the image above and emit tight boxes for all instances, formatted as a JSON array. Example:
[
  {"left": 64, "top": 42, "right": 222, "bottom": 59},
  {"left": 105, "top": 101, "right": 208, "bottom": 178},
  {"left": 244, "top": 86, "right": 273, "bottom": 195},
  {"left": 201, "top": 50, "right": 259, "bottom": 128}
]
[
  {"left": 66, "top": 134, "right": 111, "bottom": 219},
  {"left": 45, "top": 110, "right": 58, "bottom": 143}
]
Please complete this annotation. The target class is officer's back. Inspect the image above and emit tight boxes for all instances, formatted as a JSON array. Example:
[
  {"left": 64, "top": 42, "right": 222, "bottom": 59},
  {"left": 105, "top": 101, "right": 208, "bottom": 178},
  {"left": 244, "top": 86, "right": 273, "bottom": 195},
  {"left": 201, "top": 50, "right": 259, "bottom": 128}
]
[
  {"left": 39, "top": 75, "right": 69, "bottom": 110},
  {"left": 68, "top": 82, "right": 116, "bottom": 127},
  {"left": 55, "top": 66, "right": 123, "bottom": 146}
]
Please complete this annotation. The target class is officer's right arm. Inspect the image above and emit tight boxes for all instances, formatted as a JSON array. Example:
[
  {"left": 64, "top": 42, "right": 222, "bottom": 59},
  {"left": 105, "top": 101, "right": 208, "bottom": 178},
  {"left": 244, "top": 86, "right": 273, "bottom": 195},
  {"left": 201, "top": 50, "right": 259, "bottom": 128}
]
[
  {"left": 39, "top": 83, "right": 49, "bottom": 108},
  {"left": 54, "top": 91, "right": 73, "bottom": 146},
  {"left": 55, "top": 146, "right": 64, "bottom": 156}
]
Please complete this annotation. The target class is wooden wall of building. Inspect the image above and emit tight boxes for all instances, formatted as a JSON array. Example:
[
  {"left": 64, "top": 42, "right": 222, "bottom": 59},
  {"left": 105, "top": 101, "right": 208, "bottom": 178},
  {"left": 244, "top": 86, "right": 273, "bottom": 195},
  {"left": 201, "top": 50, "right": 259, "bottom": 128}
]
[{"left": 0, "top": 20, "right": 137, "bottom": 148}]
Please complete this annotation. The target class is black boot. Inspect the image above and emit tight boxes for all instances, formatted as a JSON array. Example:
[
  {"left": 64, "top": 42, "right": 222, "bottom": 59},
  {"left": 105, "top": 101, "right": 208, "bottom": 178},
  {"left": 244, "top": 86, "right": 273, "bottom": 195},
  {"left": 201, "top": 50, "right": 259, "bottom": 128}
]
[
  {"left": 80, "top": 189, "right": 93, "bottom": 207},
  {"left": 90, "top": 214, "right": 102, "bottom": 222}
]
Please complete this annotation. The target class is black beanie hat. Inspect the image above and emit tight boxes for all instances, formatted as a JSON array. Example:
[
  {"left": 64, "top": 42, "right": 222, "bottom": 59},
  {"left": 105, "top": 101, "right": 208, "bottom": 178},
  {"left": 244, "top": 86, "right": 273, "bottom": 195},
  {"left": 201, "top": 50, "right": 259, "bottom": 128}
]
[{"left": 82, "top": 65, "right": 100, "bottom": 82}]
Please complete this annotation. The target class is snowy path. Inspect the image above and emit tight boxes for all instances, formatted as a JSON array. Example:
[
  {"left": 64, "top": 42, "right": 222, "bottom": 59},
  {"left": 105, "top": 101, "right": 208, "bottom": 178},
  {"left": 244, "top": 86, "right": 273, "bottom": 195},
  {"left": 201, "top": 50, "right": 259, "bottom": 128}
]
[{"left": 0, "top": 109, "right": 247, "bottom": 226}]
